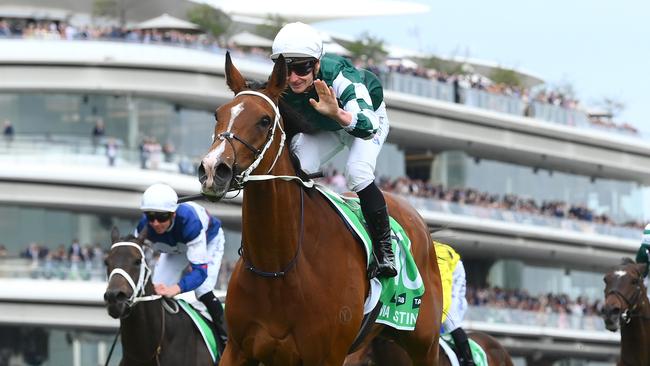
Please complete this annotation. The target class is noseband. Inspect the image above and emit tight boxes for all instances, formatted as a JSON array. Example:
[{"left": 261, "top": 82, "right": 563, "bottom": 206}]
[
  {"left": 216, "top": 90, "right": 286, "bottom": 190},
  {"left": 108, "top": 242, "right": 160, "bottom": 306}
]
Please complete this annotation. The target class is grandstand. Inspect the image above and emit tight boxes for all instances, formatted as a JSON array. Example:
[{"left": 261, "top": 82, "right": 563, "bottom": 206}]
[{"left": 0, "top": 1, "right": 642, "bottom": 365}]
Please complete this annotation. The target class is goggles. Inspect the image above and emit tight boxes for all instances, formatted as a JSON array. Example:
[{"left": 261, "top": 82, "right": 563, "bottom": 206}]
[
  {"left": 145, "top": 212, "right": 173, "bottom": 223},
  {"left": 286, "top": 60, "right": 316, "bottom": 77}
]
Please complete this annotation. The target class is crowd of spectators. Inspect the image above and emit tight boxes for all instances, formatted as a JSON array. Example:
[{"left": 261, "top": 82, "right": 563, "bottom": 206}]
[
  {"left": 15, "top": 240, "right": 106, "bottom": 280},
  {"left": 367, "top": 175, "right": 645, "bottom": 230},
  {"left": 0, "top": 16, "right": 640, "bottom": 136},
  {"left": 467, "top": 285, "right": 602, "bottom": 317},
  {"left": 361, "top": 57, "right": 639, "bottom": 136}
]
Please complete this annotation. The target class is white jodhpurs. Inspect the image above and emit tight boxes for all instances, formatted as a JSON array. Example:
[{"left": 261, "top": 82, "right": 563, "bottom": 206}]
[
  {"left": 442, "top": 260, "right": 468, "bottom": 334},
  {"left": 290, "top": 102, "right": 390, "bottom": 192},
  {"left": 152, "top": 228, "right": 225, "bottom": 298}
]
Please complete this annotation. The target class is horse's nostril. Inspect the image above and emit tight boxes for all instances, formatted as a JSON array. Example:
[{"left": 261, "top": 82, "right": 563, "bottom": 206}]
[
  {"left": 198, "top": 163, "right": 207, "bottom": 184},
  {"left": 215, "top": 163, "right": 232, "bottom": 180}
]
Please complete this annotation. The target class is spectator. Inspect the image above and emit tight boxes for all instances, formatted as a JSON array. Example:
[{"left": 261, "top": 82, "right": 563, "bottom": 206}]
[
  {"left": 162, "top": 141, "right": 175, "bottom": 163},
  {"left": 68, "top": 239, "right": 85, "bottom": 262},
  {"left": 21, "top": 243, "right": 48, "bottom": 263},
  {"left": 105, "top": 137, "right": 119, "bottom": 166},
  {"left": 329, "top": 169, "right": 346, "bottom": 193},
  {"left": 91, "top": 118, "right": 105, "bottom": 151},
  {"left": 0, "top": 20, "right": 11, "bottom": 37},
  {"left": 3, "top": 120, "right": 14, "bottom": 143}
]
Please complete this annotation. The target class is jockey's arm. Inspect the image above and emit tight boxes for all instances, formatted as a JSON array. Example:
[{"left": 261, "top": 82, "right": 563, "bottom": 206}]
[
  {"left": 177, "top": 231, "right": 209, "bottom": 292},
  {"left": 328, "top": 67, "right": 380, "bottom": 140}
]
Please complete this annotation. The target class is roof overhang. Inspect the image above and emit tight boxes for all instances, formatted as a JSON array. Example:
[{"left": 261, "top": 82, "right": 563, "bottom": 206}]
[{"left": 188, "top": 0, "right": 429, "bottom": 23}]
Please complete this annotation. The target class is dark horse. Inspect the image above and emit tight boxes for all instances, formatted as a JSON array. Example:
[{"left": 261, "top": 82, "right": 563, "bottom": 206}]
[
  {"left": 198, "top": 52, "right": 443, "bottom": 365},
  {"left": 103, "top": 227, "right": 214, "bottom": 365},
  {"left": 602, "top": 257, "right": 650, "bottom": 366},
  {"left": 345, "top": 332, "right": 513, "bottom": 366}
]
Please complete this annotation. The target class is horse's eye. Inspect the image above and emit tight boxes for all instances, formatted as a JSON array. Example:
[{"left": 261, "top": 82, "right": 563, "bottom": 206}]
[
  {"left": 213, "top": 112, "right": 218, "bottom": 120},
  {"left": 134, "top": 259, "right": 142, "bottom": 266},
  {"left": 104, "top": 259, "right": 109, "bottom": 267},
  {"left": 259, "top": 116, "right": 271, "bottom": 128}
]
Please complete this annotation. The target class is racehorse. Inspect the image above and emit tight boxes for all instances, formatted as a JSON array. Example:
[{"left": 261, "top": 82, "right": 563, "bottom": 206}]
[
  {"left": 103, "top": 227, "right": 214, "bottom": 366},
  {"left": 198, "top": 52, "right": 443, "bottom": 365},
  {"left": 602, "top": 257, "right": 650, "bottom": 366},
  {"left": 345, "top": 331, "right": 513, "bottom": 366}
]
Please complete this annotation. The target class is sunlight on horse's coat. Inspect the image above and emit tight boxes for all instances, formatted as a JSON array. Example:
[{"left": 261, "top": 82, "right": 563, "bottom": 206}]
[
  {"left": 614, "top": 270, "right": 627, "bottom": 277},
  {"left": 228, "top": 102, "right": 244, "bottom": 132}
]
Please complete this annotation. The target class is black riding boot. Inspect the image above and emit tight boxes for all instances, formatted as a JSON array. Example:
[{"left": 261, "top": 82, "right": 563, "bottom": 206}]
[
  {"left": 359, "top": 183, "right": 397, "bottom": 278},
  {"left": 451, "top": 328, "right": 475, "bottom": 366},
  {"left": 199, "top": 292, "right": 228, "bottom": 355}
]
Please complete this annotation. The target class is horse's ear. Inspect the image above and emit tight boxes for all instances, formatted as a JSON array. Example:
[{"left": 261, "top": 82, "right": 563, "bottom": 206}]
[
  {"left": 111, "top": 226, "right": 120, "bottom": 244},
  {"left": 225, "top": 51, "right": 247, "bottom": 94},
  {"left": 136, "top": 227, "right": 148, "bottom": 245},
  {"left": 266, "top": 55, "right": 287, "bottom": 100}
]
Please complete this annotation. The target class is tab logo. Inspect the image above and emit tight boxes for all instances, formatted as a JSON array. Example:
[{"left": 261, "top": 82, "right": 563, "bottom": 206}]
[{"left": 396, "top": 293, "right": 406, "bottom": 306}]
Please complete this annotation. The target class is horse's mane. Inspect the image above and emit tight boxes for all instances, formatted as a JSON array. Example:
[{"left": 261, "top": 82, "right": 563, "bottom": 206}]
[{"left": 621, "top": 257, "right": 635, "bottom": 265}]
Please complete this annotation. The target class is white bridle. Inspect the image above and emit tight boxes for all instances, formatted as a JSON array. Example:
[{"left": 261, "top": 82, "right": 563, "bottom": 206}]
[
  {"left": 224, "top": 90, "right": 314, "bottom": 188},
  {"left": 107, "top": 242, "right": 160, "bottom": 305},
  {"left": 233, "top": 90, "right": 285, "bottom": 182}
]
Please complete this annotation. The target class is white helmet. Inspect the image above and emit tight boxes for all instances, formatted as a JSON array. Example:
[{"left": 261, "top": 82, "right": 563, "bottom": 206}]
[
  {"left": 140, "top": 183, "right": 178, "bottom": 212},
  {"left": 270, "top": 22, "right": 323, "bottom": 61}
]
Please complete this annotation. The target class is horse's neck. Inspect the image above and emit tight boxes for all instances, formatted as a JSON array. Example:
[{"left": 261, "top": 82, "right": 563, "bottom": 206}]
[
  {"left": 620, "top": 300, "right": 650, "bottom": 365},
  {"left": 242, "top": 154, "right": 305, "bottom": 270},
  {"left": 120, "top": 284, "right": 164, "bottom": 360}
]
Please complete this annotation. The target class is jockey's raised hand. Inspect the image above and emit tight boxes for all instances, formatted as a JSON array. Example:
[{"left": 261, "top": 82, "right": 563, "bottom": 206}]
[{"left": 309, "top": 79, "right": 352, "bottom": 127}]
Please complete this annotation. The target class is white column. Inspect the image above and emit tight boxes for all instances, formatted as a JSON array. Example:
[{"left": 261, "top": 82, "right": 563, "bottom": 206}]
[{"left": 72, "top": 337, "right": 82, "bottom": 366}]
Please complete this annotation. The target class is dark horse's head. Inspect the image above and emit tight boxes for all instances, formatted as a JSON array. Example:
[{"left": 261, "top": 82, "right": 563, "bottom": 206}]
[
  {"left": 103, "top": 227, "right": 149, "bottom": 319},
  {"left": 602, "top": 257, "right": 648, "bottom": 331},
  {"left": 198, "top": 52, "right": 288, "bottom": 201}
]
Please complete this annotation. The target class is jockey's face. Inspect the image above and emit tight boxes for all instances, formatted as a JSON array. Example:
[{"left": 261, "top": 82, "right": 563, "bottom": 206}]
[
  {"left": 287, "top": 60, "right": 319, "bottom": 94},
  {"left": 148, "top": 212, "right": 175, "bottom": 234}
]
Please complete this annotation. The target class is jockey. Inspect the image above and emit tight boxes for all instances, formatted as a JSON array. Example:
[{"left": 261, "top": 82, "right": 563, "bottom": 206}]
[
  {"left": 436, "top": 242, "right": 475, "bottom": 366},
  {"left": 135, "top": 183, "right": 227, "bottom": 349},
  {"left": 270, "top": 22, "right": 396, "bottom": 278},
  {"left": 635, "top": 223, "right": 650, "bottom": 295}
]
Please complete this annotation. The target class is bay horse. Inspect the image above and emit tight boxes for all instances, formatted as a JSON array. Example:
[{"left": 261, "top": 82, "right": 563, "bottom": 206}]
[
  {"left": 602, "top": 257, "right": 650, "bottom": 366},
  {"left": 345, "top": 331, "right": 513, "bottom": 366},
  {"left": 198, "top": 52, "right": 443, "bottom": 365},
  {"left": 103, "top": 227, "right": 215, "bottom": 365}
]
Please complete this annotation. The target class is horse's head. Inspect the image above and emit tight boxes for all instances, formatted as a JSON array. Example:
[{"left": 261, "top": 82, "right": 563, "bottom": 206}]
[
  {"left": 103, "top": 227, "right": 149, "bottom": 319},
  {"left": 602, "top": 257, "right": 648, "bottom": 331},
  {"left": 198, "top": 52, "right": 288, "bottom": 200}
]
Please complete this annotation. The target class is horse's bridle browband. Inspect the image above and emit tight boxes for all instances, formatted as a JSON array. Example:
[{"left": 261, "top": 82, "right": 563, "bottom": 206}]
[{"left": 216, "top": 90, "right": 287, "bottom": 190}]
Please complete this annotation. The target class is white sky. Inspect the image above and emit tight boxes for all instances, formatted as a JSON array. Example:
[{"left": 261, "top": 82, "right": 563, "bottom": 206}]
[{"left": 315, "top": 0, "right": 649, "bottom": 136}]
